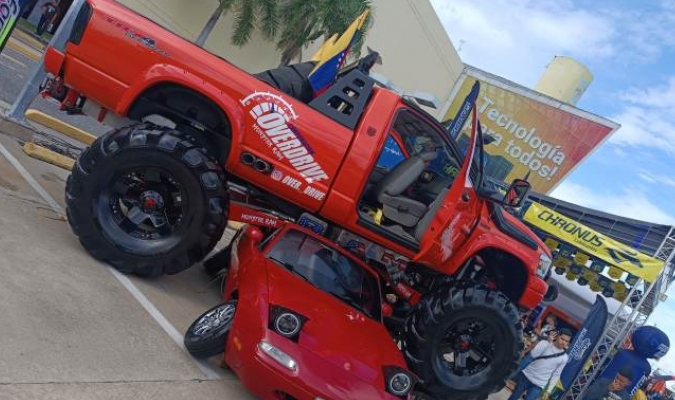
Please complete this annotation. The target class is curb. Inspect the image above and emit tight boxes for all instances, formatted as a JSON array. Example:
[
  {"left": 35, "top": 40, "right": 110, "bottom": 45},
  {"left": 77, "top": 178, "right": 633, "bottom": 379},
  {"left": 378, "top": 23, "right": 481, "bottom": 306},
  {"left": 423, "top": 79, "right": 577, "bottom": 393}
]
[
  {"left": 12, "top": 28, "right": 47, "bottom": 51},
  {"left": 6, "top": 37, "right": 42, "bottom": 62},
  {"left": 23, "top": 142, "right": 74, "bottom": 170},
  {"left": 25, "top": 109, "right": 96, "bottom": 145},
  {"left": 0, "top": 114, "right": 36, "bottom": 142}
]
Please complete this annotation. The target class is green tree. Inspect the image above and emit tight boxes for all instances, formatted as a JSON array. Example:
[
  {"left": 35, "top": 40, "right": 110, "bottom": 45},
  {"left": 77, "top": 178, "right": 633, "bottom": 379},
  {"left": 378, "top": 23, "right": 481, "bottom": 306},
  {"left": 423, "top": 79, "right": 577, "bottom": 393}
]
[
  {"left": 195, "top": 0, "right": 279, "bottom": 47},
  {"left": 276, "top": 0, "right": 373, "bottom": 66}
]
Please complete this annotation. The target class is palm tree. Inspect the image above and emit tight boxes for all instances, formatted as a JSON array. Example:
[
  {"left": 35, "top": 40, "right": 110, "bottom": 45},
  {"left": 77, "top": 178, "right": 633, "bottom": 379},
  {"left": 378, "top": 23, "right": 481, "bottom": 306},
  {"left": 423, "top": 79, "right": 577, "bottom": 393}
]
[
  {"left": 195, "top": 0, "right": 279, "bottom": 47},
  {"left": 276, "top": 0, "right": 373, "bottom": 66}
]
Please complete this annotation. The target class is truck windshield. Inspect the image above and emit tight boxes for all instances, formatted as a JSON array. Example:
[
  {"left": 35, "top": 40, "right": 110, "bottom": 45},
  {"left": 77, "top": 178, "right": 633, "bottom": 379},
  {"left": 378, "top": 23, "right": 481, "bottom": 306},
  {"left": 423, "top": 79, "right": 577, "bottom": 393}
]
[
  {"left": 266, "top": 230, "right": 382, "bottom": 320},
  {"left": 385, "top": 109, "right": 461, "bottom": 180}
]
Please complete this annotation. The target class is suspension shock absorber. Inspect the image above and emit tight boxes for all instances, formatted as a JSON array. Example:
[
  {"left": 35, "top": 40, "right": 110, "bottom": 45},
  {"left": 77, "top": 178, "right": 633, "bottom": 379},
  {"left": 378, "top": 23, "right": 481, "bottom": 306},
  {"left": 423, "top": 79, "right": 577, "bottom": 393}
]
[{"left": 392, "top": 281, "right": 422, "bottom": 306}]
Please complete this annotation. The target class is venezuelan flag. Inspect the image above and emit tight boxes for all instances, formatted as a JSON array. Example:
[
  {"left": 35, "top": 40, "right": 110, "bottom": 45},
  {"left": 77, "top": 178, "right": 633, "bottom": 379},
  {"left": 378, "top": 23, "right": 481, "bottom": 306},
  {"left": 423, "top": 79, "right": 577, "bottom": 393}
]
[{"left": 308, "top": 10, "right": 370, "bottom": 96}]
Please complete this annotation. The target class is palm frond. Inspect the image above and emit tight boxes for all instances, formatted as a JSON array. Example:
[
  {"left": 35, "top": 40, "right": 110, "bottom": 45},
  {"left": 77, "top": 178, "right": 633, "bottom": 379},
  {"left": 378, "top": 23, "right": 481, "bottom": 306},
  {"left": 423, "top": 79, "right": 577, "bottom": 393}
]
[
  {"left": 219, "top": 0, "right": 238, "bottom": 14},
  {"left": 256, "top": 0, "right": 279, "bottom": 40},
  {"left": 232, "top": 1, "right": 255, "bottom": 46}
]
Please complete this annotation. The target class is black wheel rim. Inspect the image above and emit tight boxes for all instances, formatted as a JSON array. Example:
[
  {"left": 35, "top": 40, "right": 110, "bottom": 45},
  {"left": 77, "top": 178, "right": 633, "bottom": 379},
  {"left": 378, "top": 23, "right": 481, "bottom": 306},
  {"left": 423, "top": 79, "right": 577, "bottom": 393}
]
[
  {"left": 96, "top": 166, "right": 190, "bottom": 255},
  {"left": 432, "top": 317, "right": 499, "bottom": 381}
]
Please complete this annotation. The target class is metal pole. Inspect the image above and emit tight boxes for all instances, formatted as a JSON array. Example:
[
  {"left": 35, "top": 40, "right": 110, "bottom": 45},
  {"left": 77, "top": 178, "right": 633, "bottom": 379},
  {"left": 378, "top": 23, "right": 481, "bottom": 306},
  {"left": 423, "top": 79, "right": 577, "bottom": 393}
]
[{"left": 4, "top": 0, "right": 85, "bottom": 122}]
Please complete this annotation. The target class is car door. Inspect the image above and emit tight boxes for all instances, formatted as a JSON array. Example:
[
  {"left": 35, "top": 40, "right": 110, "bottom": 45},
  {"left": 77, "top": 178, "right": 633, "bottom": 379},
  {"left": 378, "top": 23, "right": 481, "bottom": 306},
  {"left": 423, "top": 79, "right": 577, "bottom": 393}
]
[{"left": 412, "top": 107, "right": 483, "bottom": 268}]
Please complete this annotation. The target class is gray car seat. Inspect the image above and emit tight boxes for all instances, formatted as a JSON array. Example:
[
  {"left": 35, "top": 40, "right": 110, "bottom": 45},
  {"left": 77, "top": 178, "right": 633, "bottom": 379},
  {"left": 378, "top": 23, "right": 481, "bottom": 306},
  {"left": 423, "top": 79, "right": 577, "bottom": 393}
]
[
  {"left": 414, "top": 187, "right": 449, "bottom": 241},
  {"left": 373, "top": 152, "right": 437, "bottom": 228}
]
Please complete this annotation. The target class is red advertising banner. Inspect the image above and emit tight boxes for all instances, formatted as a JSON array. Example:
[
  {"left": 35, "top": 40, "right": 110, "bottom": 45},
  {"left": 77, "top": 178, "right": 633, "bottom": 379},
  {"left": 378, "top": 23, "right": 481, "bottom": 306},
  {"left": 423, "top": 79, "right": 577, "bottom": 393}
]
[{"left": 443, "top": 67, "right": 620, "bottom": 193}]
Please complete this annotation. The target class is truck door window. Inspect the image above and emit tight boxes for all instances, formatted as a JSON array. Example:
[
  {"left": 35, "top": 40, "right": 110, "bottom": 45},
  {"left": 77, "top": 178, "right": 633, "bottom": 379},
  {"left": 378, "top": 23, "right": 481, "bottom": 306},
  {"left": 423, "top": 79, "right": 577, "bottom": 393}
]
[{"left": 358, "top": 109, "right": 462, "bottom": 244}]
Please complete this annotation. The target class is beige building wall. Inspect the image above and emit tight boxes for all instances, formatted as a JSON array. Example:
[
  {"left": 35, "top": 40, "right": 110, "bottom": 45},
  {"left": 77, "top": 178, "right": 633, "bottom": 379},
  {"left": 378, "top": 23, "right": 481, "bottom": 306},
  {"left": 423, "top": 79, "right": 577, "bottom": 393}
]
[{"left": 115, "top": 0, "right": 463, "bottom": 113}]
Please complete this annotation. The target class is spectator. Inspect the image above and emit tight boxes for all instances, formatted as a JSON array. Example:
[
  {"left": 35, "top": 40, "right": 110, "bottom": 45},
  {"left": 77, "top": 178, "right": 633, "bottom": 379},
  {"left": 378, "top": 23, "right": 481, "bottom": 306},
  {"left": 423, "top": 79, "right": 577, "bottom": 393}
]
[
  {"left": 535, "top": 314, "right": 558, "bottom": 340},
  {"left": 585, "top": 367, "right": 635, "bottom": 400},
  {"left": 507, "top": 328, "right": 572, "bottom": 400},
  {"left": 36, "top": 0, "right": 59, "bottom": 36}
]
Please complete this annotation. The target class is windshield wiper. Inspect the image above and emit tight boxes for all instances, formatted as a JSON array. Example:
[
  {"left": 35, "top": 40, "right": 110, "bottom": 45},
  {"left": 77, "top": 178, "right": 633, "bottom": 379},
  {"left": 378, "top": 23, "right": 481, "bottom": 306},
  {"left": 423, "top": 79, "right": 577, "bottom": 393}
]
[{"left": 270, "top": 258, "right": 313, "bottom": 284}]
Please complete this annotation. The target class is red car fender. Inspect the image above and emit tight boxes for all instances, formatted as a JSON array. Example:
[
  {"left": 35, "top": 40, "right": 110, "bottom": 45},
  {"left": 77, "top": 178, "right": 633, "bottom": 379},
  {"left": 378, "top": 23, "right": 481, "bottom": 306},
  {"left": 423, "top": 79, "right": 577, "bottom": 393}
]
[{"left": 222, "top": 231, "right": 267, "bottom": 303}]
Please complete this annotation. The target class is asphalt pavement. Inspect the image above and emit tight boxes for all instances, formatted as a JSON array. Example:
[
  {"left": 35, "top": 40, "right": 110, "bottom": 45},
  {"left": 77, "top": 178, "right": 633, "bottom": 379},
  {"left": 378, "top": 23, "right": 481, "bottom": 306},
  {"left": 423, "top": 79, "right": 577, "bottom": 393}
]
[
  {"left": 0, "top": 28, "right": 515, "bottom": 400},
  {"left": 0, "top": 34, "right": 109, "bottom": 139},
  {"left": 0, "top": 30, "right": 256, "bottom": 397}
]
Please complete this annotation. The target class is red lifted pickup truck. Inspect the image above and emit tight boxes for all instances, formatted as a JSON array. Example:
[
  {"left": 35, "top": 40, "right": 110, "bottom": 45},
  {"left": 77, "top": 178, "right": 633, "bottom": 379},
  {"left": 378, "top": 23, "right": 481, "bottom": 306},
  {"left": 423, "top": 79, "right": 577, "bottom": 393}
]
[{"left": 43, "top": 0, "right": 555, "bottom": 397}]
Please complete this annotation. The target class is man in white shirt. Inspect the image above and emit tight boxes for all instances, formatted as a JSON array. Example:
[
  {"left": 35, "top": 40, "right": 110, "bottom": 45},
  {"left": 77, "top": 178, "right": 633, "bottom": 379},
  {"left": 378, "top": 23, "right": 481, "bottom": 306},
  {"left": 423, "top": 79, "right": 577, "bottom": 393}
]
[{"left": 507, "top": 328, "right": 572, "bottom": 400}]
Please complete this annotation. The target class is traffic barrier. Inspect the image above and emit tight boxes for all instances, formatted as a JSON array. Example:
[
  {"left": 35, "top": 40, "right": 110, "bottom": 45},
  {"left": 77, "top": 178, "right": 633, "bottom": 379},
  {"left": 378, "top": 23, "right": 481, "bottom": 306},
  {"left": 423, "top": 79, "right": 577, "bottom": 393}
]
[
  {"left": 25, "top": 109, "right": 96, "bottom": 145},
  {"left": 22, "top": 142, "right": 74, "bottom": 170}
]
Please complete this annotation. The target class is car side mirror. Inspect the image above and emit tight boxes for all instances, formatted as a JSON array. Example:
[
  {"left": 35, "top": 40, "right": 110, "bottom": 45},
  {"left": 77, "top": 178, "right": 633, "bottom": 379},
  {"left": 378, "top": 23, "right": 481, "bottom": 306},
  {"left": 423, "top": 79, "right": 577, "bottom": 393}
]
[
  {"left": 381, "top": 303, "right": 393, "bottom": 318},
  {"left": 504, "top": 178, "right": 531, "bottom": 208},
  {"left": 245, "top": 226, "right": 264, "bottom": 244}
]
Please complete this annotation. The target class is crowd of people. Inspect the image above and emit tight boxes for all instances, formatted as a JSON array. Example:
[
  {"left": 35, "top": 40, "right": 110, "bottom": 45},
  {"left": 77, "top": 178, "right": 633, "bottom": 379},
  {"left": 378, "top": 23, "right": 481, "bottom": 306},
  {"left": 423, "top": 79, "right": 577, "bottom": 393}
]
[{"left": 499, "top": 314, "right": 636, "bottom": 400}]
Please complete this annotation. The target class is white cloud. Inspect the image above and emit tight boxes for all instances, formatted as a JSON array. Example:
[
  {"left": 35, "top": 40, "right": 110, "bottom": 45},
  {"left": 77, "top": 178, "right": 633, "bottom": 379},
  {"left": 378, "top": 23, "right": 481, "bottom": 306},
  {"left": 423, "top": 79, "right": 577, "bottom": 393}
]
[
  {"left": 550, "top": 181, "right": 675, "bottom": 225},
  {"left": 608, "top": 77, "right": 675, "bottom": 154},
  {"left": 429, "top": 0, "right": 615, "bottom": 86},
  {"left": 429, "top": 0, "right": 675, "bottom": 86},
  {"left": 637, "top": 170, "right": 675, "bottom": 189},
  {"left": 608, "top": 107, "right": 675, "bottom": 154},
  {"left": 621, "top": 77, "right": 675, "bottom": 112}
]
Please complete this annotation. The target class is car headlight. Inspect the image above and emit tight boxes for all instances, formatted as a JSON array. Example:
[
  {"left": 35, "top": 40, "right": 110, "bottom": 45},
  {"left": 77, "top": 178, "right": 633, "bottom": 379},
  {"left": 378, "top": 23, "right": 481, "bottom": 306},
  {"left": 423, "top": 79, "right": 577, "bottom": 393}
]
[
  {"left": 383, "top": 366, "right": 416, "bottom": 398},
  {"left": 275, "top": 312, "right": 301, "bottom": 338},
  {"left": 537, "top": 253, "right": 552, "bottom": 278},
  {"left": 269, "top": 305, "right": 307, "bottom": 342},
  {"left": 258, "top": 341, "right": 297, "bottom": 371}
]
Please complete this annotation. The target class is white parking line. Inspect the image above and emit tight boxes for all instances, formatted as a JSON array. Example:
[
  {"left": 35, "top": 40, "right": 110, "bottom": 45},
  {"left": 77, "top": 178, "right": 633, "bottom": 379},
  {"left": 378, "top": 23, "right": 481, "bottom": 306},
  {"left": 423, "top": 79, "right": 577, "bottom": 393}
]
[{"left": 0, "top": 140, "right": 224, "bottom": 381}]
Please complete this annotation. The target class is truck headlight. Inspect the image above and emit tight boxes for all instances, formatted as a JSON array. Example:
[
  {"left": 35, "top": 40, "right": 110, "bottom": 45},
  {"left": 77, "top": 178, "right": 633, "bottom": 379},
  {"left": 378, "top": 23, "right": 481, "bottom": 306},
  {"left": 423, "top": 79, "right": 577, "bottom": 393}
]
[
  {"left": 537, "top": 254, "right": 552, "bottom": 278},
  {"left": 258, "top": 341, "right": 297, "bottom": 371}
]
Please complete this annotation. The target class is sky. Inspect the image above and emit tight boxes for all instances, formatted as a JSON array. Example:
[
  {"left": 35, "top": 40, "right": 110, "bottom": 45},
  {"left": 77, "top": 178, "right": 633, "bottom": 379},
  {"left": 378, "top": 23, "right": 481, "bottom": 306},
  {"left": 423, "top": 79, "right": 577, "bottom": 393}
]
[{"left": 429, "top": 0, "right": 675, "bottom": 377}]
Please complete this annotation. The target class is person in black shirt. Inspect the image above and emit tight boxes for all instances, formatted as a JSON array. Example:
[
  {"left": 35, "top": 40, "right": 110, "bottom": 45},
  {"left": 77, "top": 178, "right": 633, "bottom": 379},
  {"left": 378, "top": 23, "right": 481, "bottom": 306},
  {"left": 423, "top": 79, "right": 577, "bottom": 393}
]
[
  {"left": 585, "top": 367, "right": 634, "bottom": 400},
  {"left": 36, "top": 0, "right": 59, "bottom": 35}
]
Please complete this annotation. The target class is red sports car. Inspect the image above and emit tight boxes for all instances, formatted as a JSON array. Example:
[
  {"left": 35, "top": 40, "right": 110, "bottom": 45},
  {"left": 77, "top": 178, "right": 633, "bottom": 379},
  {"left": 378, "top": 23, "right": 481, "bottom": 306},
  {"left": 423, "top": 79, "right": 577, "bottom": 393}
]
[{"left": 184, "top": 223, "right": 420, "bottom": 400}]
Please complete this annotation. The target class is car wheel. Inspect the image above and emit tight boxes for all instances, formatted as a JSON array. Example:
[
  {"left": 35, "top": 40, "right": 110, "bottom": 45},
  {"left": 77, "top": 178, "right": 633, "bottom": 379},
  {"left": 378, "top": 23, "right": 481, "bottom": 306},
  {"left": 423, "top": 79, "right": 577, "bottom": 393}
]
[
  {"left": 66, "top": 124, "right": 228, "bottom": 277},
  {"left": 184, "top": 300, "right": 237, "bottom": 358},
  {"left": 403, "top": 284, "right": 522, "bottom": 399}
]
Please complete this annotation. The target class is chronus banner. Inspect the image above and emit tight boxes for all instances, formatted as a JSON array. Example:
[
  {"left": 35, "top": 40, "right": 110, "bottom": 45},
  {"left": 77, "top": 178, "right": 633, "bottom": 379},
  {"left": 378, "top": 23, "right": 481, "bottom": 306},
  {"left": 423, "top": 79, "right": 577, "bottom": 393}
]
[
  {"left": 524, "top": 202, "right": 665, "bottom": 282},
  {"left": 0, "top": 0, "right": 24, "bottom": 53},
  {"left": 559, "top": 295, "right": 608, "bottom": 397}
]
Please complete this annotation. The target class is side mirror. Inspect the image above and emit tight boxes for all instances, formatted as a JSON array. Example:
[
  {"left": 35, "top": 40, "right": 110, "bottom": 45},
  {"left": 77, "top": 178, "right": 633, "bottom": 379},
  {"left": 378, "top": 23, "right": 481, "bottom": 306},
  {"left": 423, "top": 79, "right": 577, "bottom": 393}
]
[
  {"left": 381, "top": 303, "right": 393, "bottom": 318},
  {"left": 245, "top": 226, "right": 264, "bottom": 244},
  {"left": 504, "top": 178, "right": 531, "bottom": 208}
]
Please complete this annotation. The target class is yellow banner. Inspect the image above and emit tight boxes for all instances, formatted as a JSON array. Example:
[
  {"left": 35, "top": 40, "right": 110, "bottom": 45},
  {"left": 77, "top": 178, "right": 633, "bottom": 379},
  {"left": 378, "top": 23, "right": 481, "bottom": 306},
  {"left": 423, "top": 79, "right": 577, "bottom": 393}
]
[{"left": 524, "top": 203, "right": 665, "bottom": 282}]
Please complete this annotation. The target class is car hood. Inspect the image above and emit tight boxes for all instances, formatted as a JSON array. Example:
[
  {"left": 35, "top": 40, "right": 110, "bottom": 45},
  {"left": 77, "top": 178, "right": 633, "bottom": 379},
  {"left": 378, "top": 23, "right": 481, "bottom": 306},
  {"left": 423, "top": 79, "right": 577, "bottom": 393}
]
[{"left": 266, "top": 263, "right": 408, "bottom": 386}]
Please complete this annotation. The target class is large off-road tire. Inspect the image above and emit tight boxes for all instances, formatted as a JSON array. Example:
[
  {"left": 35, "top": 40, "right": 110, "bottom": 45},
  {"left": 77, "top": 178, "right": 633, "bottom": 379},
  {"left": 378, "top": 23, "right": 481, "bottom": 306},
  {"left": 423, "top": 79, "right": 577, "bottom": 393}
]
[
  {"left": 66, "top": 124, "right": 229, "bottom": 277},
  {"left": 184, "top": 301, "right": 237, "bottom": 358},
  {"left": 254, "top": 62, "right": 316, "bottom": 103},
  {"left": 403, "top": 284, "right": 523, "bottom": 400}
]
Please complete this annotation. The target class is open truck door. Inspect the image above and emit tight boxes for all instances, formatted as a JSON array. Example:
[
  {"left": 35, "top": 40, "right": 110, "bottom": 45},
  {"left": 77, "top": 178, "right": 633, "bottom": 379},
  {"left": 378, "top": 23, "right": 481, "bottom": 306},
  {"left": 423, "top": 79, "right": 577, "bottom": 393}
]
[{"left": 413, "top": 82, "right": 483, "bottom": 267}]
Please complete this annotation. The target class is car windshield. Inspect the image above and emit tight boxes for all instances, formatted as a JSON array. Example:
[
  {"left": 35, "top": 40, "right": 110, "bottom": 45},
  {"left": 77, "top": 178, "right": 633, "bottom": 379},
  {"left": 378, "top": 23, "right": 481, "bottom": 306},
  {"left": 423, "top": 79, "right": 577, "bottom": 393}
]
[{"left": 266, "top": 229, "right": 382, "bottom": 320}]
